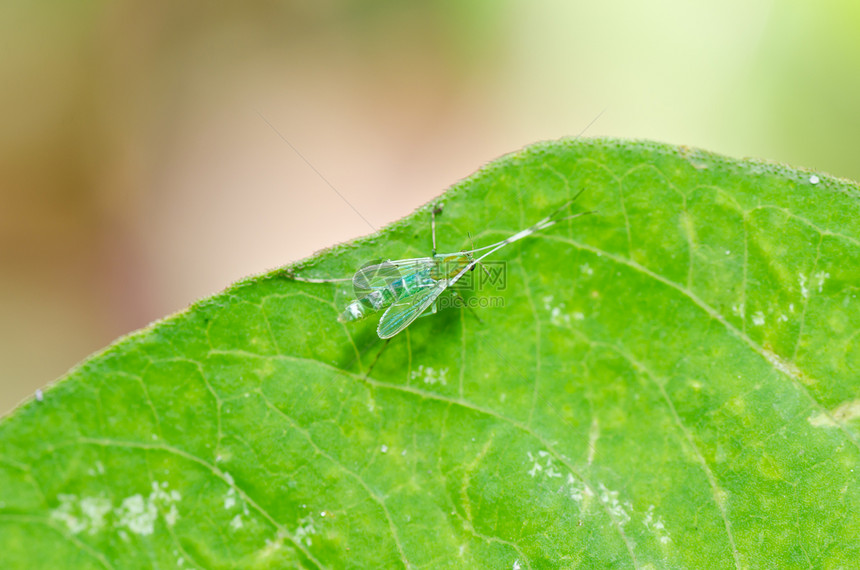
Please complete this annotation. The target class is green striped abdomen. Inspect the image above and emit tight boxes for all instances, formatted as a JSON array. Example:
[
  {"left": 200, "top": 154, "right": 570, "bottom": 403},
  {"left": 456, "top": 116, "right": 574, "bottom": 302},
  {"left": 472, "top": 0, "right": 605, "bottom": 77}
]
[{"left": 338, "top": 268, "right": 436, "bottom": 323}]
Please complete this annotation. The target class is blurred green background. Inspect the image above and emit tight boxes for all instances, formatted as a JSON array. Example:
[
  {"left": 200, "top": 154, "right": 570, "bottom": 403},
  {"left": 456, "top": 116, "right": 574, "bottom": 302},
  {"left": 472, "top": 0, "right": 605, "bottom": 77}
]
[{"left": 2, "top": 0, "right": 859, "bottom": 414}]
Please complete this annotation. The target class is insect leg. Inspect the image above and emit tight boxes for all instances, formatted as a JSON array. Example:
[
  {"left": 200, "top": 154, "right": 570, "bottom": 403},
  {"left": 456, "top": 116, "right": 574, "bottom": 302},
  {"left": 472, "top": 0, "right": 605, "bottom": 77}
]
[
  {"left": 431, "top": 206, "right": 443, "bottom": 256},
  {"left": 474, "top": 259, "right": 492, "bottom": 280},
  {"left": 283, "top": 269, "right": 351, "bottom": 283},
  {"left": 452, "top": 291, "right": 484, "bottom": 325},
  {"left": 363, "top": 338, "right": 392, "bottom": 379},
  {"left": 416, "top": 300, "right": 439, "bottom": 320}
]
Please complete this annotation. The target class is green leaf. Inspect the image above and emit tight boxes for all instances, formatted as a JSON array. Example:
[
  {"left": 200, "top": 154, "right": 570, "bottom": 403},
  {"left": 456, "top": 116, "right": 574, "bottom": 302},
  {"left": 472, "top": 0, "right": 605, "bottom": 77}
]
[{"left": 2, "top": 139, "right": 859, "bottom": 568}]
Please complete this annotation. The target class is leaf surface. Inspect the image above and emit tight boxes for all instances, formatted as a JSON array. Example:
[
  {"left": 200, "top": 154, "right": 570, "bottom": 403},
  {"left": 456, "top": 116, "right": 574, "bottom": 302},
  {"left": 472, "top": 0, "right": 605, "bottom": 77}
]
[{"left": 2, "top": 139, "right": 859, "bottom": 568}]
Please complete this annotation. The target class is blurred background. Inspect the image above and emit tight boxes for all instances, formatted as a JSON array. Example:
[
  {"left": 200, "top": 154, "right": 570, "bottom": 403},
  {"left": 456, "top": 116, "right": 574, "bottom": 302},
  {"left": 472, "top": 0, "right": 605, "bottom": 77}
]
[{"left": 2, "top": 0, "right": 859, "bottom": 413}]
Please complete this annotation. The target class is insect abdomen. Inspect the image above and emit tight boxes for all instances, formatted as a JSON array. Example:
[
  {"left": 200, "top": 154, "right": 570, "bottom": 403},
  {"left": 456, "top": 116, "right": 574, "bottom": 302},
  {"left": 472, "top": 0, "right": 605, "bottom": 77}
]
[{"left": 338, "top": 288, "right": 397, "bottom": 323}]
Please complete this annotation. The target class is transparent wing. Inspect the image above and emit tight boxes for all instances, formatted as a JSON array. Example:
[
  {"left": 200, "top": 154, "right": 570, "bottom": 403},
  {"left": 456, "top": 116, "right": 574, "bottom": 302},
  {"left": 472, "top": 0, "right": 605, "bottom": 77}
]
[
  {"left": 353, "top": 259, "right": 433, "bottom": 291},
  {"left": 377, "top": 279, "right": 448, "bottom": 339},
  {"left": 352, "top": 262, "right": 402, "bottom": 294},
  {"left": 352, "top": 260, "right": 436, "bottom": 311}
]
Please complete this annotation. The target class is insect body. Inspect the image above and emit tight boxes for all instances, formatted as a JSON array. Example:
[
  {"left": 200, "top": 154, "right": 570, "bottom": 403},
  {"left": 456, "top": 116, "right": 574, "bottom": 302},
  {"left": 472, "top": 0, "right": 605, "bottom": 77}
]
[
  {"left": 336, "top": 196, "right": 591, "bottom": 339},
  {"left": 338, "top": 252, "right": 473, "bottom": 335}
]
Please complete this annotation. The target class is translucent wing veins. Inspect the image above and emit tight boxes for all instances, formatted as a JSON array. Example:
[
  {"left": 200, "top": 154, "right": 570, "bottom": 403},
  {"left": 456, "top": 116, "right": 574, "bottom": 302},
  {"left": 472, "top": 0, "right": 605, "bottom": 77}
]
[{"left": 377, "top": 280, "right": 449, "bottom": 339}]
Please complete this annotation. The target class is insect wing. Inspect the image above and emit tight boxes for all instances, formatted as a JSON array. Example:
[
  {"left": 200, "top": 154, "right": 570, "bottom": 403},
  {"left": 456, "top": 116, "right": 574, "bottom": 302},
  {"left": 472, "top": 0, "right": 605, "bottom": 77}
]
[
  {"left": 353, "top": 259, "right": 433, "bottom": 295},
  {"left": 377, "top": 279, "right": 448, "bottom": 339},
  {"left": 352, "top": 261, "right": 403, "bottom": 298},
  {"left": 385, "top": 258, "right": 436, "bottom": 277}
]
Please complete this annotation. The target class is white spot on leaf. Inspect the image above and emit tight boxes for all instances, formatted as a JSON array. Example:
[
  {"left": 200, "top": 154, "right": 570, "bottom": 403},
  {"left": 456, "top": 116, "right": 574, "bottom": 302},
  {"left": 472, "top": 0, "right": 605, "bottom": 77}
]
[
  {"left": 224, "top": 472, "right": 237, "bottom": 510},
  {"left": 50, "top": 494, "right": 109, "bottom": 535},
  {"left": 643, "top": 505, "right": 671, "bottom": 545},
  {"left": 598, "top": 483, "right": 631, "bottom": 526},
  {"left": 230, "top": 514, "right": 244, "bottom": 530},
  {"left": 565, "top": 473, "right": 594, "bottom": 505},
  {"left": 411, "top": 365, "right": 448, "bottom": 386},
  {"left": 164, "top": 504, "right": 179, "bottom": 526},
  {"left": 115, "top": 482, "right": 182, "bottom": 536},
  {"left": 51, "top": 481, "right": 180, "bottom": 537},
  {"left": 293, "top": 515, "right": 317, "bottom": 546},
  {"left": 550, "top": 307, "right": 568, "bottom": 326},
  {"left": 527, "top": 454, "right": 542, "bottom": 478},
  {"left": 543, "top": 295, "right": 580, "bottom": 326},
  {"left": 115, "top": 495, "right": 157, "bottom": 536},
  {"left": 799, "top": 273, "right": 809, "bottom": 299}
]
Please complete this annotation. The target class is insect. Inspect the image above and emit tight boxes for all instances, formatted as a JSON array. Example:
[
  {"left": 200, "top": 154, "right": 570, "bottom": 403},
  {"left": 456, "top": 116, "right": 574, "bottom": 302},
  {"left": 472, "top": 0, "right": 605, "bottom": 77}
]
[{"left": 297, "top": 193, "right": 592, "bottom": 339}]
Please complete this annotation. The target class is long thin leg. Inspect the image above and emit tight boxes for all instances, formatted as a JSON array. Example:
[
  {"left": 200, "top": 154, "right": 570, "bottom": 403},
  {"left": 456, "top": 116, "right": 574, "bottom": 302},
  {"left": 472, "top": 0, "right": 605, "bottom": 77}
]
[
  {"left": 475, "top": 259, "right": 492, "bottom": 280},
  {"left": 284, "top": 270, "right": 351, "bottom": 284},
  {"left": 431, "top": 205, "right": 443, "bottom": 256},
  {"left": 452, "top": 291, "right": 484, "bottom": 325},
  {"left": 364, "top": 338, "right": 392, "bottom": 379}
]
